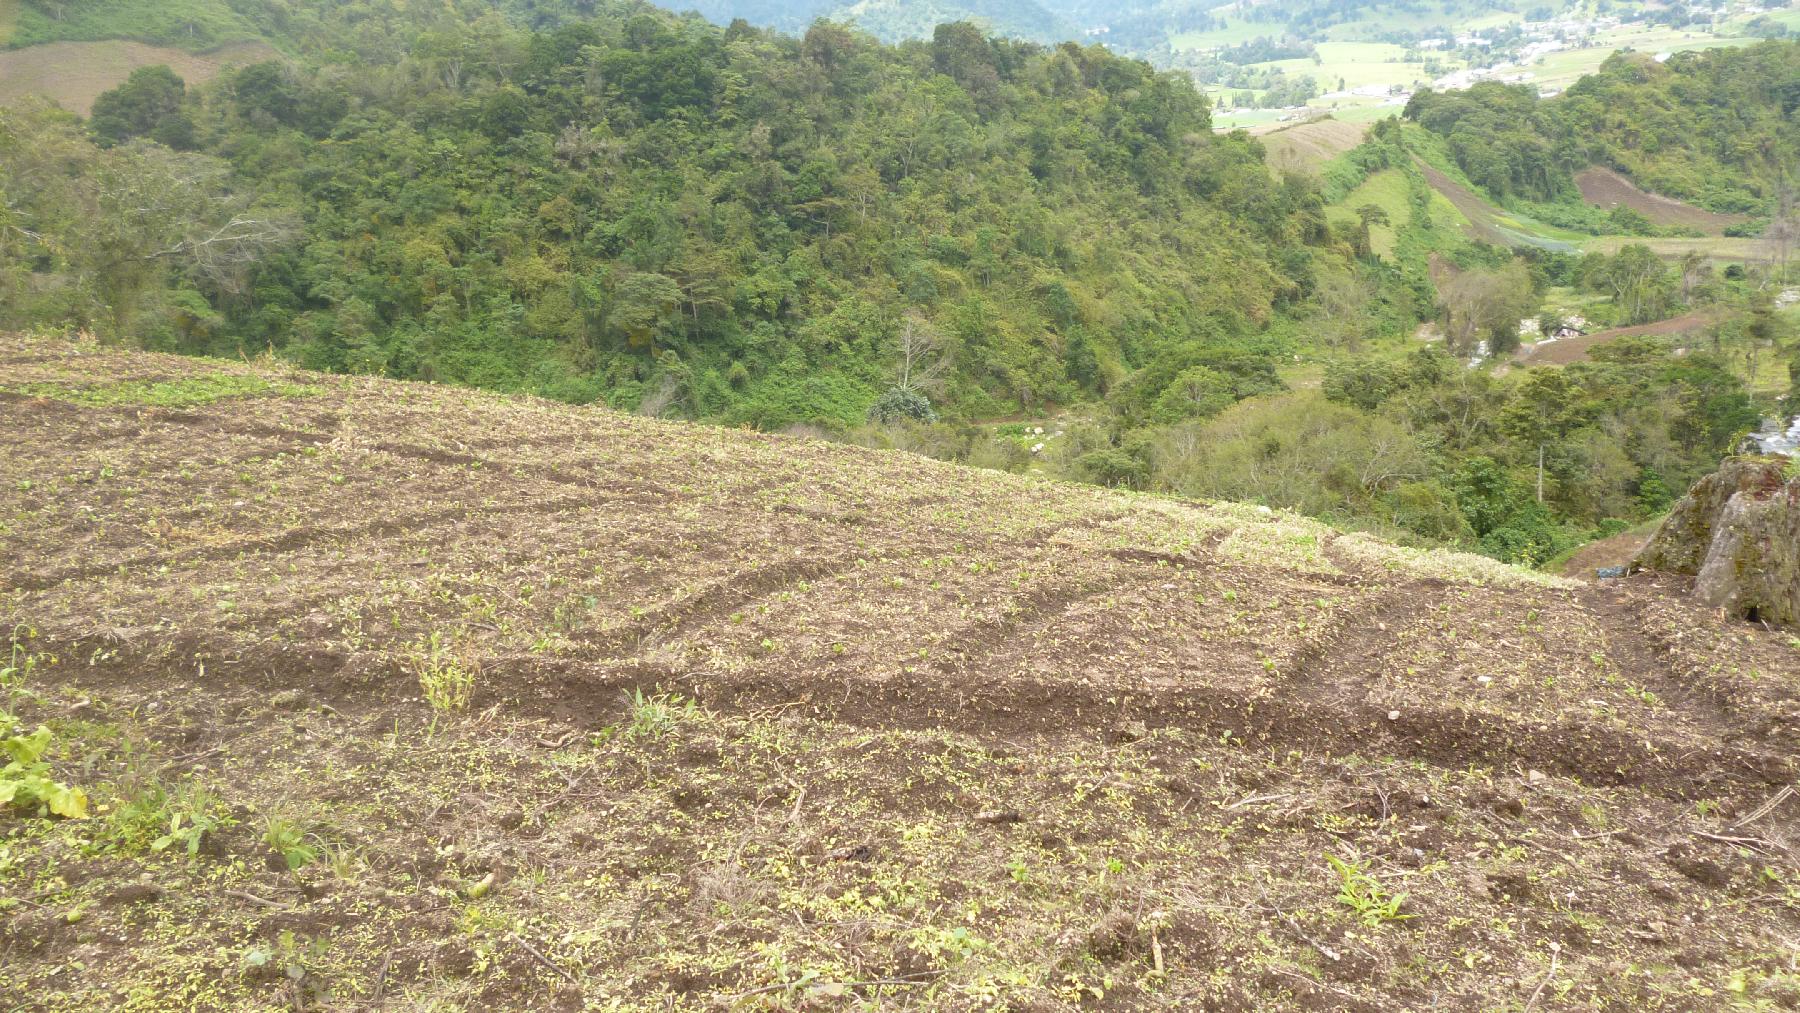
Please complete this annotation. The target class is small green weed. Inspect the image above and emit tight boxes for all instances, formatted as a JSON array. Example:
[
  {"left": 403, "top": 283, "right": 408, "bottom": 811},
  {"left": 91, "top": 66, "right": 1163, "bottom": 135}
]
[
  {"left": 908, "top": 924, "right": 988, "bottom": 963},
  {"left": 242, "top": 930, "right": 330, "bottom": 987},
  {"left": 1, "top": 627, "right": 50, "bottom": 708},
  {"left": 615, "top": 689, "right": 697, "bottom": 741},
  {"left": 1, "top": 636, "right": 38, "bottom": 689},
  {"left": 411, "top": 631, "right": 478, "bottom": 712},
  {"left": 100, "top": 781, "right": 172, "bottom": 852},
  {"left": 319, "top": 841, "right": 364, "bottom": 883},
  {"left": 150, "top": 783, "right": 234, "bottom": 860},
  {"left": 1327, "top": 853, "right": 1414, "bottom": 927}
]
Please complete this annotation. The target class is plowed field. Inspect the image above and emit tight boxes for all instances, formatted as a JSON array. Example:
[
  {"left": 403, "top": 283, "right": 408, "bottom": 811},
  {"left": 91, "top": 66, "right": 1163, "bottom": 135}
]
[{"left": 2, "top": 334, "right": 1797, "bottom": 1010}]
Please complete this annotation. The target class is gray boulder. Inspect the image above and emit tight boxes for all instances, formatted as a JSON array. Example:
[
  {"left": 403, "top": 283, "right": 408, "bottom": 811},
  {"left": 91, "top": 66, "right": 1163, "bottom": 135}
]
[{"left": 1636, "top": 456, "right": 1799, "bottom": 626}]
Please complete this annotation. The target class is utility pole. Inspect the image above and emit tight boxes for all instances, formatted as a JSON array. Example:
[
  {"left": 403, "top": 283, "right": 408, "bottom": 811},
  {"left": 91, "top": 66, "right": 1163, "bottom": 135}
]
[{"left": 1536, "top": 444, "right": 1545, "bottom": 504}]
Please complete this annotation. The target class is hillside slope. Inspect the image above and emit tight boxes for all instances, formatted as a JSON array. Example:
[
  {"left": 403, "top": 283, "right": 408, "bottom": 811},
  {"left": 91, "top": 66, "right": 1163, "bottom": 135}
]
[
  {"left": 3, "top": 334, "right": 1800, "bottom": 1008},
  {"left": 0, "top": 38, "right": 271, "bottom": 114},
  {"left": 0, "top": 7, "right": 1306, "bottom": 427}
]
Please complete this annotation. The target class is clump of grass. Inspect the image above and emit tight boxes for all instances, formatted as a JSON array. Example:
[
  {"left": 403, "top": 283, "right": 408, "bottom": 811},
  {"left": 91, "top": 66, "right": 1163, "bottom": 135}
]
[
  {"left": 596, "top": 689, "right": 697, "bottom": 743},
  {"left": 261, "top": 815, "right": 319, "bottom": 871},
  {"left": 411, "top": 631, "right": 478, "bottom": 712}
]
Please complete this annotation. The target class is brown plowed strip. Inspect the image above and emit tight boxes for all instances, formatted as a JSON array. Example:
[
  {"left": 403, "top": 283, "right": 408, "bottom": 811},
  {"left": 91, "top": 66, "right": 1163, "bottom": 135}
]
[
  {"left": 4, "top": 494, "right": 611, "bottom": 591},
  {"left": 1575, "top": 166, "right": 1749, "bottom": 236},
  {"left": 41, "top": 630, "right": 1789, "bottom": 801},
  {"left": 1517, "top": 310, "right": 1716, "bottom": 365},
  {"left": 1415, "top": 158, "right": 1510, "bottom": 246}
]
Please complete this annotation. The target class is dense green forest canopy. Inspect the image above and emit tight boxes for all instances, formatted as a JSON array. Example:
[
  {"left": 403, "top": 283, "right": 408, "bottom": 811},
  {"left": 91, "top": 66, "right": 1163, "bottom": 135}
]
[
  {"left": 1404, "top": 42, "right": 1800, "bottom": 213},
  {"left": 3, "top": 2, "right": 1325, "bottom": 428},
  {"left": 2, "top": 5, "right": 1794, "bottom": 569}
]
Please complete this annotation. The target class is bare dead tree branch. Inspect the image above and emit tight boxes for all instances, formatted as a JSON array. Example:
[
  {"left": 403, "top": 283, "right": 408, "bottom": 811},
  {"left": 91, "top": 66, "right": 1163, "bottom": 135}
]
[{"left": 892, "top": 316, "right": 948, "bottom": 395}]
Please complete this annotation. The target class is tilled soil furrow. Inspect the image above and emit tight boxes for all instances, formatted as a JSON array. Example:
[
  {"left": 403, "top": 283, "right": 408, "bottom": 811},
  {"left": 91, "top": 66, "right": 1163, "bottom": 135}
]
[
  {"left": 27, "top": 627, "right": 1792, "bottom": 803},
  {"left": 565, "top": 556, "right": 862, "bottom": 656},
  {"left": 3, "top": 494, "right": 619, "bottom": 591}
]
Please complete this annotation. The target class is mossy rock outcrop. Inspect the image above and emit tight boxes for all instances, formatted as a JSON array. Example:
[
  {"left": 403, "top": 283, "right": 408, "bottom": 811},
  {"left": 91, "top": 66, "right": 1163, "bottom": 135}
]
[{"left": 1636, "top": 456, "right": 1799, "bottom": 626}]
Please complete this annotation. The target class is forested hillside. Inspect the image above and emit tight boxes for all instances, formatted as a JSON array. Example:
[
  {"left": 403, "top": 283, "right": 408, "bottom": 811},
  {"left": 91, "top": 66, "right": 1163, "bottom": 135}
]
[
  {"left": 1, "top": 6, "right": 1794, "bottom": 571},
  {"left": 1404, "top": 42, "right": 1800, "bottom": 215},
  {"left": 1, "top": 3, "right": 1316, "bottom": 427}
]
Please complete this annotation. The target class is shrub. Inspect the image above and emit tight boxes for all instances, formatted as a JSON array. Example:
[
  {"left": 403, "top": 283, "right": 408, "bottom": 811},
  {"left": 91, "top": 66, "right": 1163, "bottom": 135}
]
[
  {"left": 867, "top": 386, "right": 937, "bottom": 424},
  {"left": 1075, "top": 448, "right": 1148, "bottom": 489}
]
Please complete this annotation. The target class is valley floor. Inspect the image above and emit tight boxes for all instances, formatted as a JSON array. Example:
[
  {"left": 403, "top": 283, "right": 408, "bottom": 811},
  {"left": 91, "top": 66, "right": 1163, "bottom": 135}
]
[{"left": 2, "top": 335, "right": 1798, "bottom": 1009}]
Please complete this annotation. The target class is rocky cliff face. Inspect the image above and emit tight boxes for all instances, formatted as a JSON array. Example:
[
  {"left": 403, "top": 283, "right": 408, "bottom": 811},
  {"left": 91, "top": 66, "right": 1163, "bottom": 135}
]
[{"left": 1636, "top": 456, "right": 1800, "bottom": 626}]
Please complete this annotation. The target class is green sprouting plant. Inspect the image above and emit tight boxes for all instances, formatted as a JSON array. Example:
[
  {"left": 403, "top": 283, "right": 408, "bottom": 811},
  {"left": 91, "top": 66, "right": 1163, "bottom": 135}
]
[
  {"left": 907, "top": 925, "right": 988, "bottom": 964},
  {"left": 319, "top": 841, "right": 364, "bottom": 883},
  {"left": 261, "top": 816, "right": 320, "bottom": 871},
  {"left": 1326, "top": 853, "right": 1414, "bottom": 927},
  {"left": 151, "top": 783, "right": 233, "bottom": 861},
  {"left": 243, "top": 930, "right": 329, "bottom": 985},
  {"left": 100, "top": 781, "right": 173, "bottom": 853},
  {"left": 1, "top": 640, "right": 36, "bottom": 690},
  {"left": 0, "top": 724, "right": 90, "bottom": 820},
  {"left": 619, "top": 689, "right": 696, "bottom": 741},
  {"left": 1, "top": 628, "right": 49, "bottom": 708},
  {"left": 412, "top": 630, "right": 477, "bottom": 712}
]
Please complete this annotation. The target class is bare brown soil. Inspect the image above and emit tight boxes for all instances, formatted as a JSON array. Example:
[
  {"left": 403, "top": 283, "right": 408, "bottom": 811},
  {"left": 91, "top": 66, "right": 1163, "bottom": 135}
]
[
  {"left": 2, "top": 335, "right": 1799, "bottom": 1010},
  {"left": 1517, "top": 309, "right": 1717, "bottom": 365},
  {"left": 1557, "top": 529, "right": 1655, "bottom": 577},
  {"left": 1414, "top": 158, "right": 1512, "bottom": 246},
  {"left": 0, "top": 39, "right": 274, "bottom": 115},
  {"left": 1575, "top": 167, "right": 1750, "bottom": 237},
  {"left": 1255, "top": 119, "right": 1370, "bottom": 176}
]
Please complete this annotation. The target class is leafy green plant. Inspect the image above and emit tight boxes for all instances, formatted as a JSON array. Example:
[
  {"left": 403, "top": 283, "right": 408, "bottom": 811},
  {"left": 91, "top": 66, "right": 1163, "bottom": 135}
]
[
  {"left": 1326, "top": 853, "right": 1414, "bottom": 927},
  {"left": 151, "top": 784, "right": 233, "bottom": 860},
  {"left": 261, "top": 815, "right": 320, "bottom": 871},
  {"left": 0, "top": 724, "right": 90, "bottom": 819},
  {"left": 100, "top": 781, "right": 173, "bottom": 853},
  {"left": 243, "top": 929, "right": 329, "bottom": 986},
  {"left": 1, "top": 629, "right": 49, "bottom": 709},
  {"left": 411, "top": 630, "right": 478, "bottom": 712}
]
